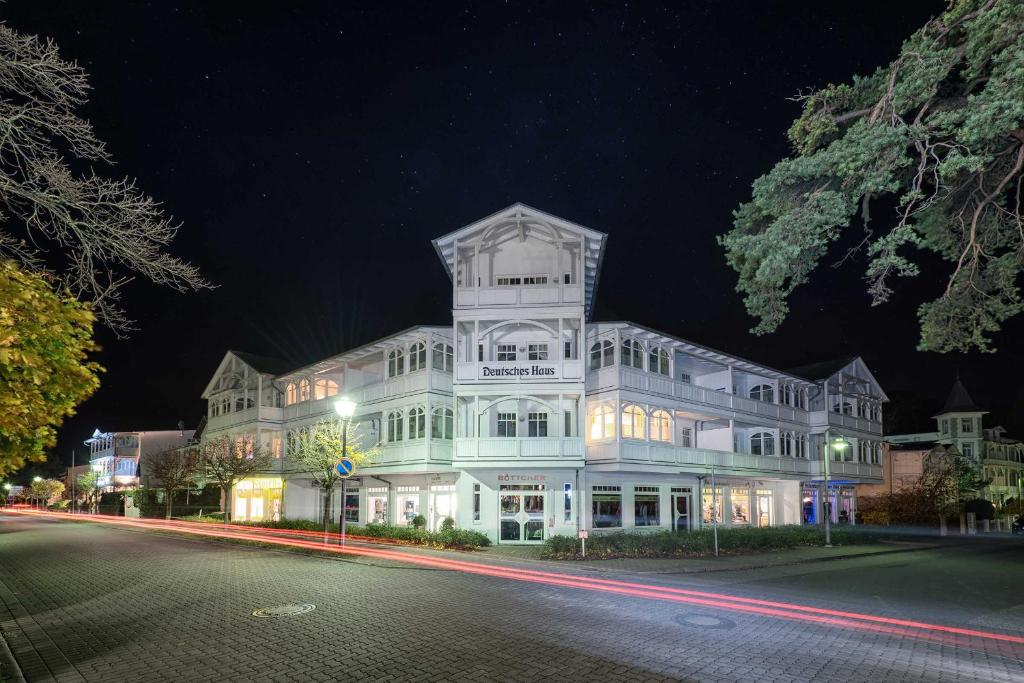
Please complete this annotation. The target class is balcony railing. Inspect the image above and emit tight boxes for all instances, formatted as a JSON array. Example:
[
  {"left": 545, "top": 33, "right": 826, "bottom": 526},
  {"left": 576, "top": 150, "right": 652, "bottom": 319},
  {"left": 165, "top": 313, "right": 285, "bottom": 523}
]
[
  {"left": 455, "top": 284, "right": 582, "bottom": 308},
  {"left": 282, "top": 370, "right": 453, "bottom": 420},
  {"left": 454, "top": 437, "right": 585, "bottom": 462},
  {"left": 207, "top": 406, "right": 284, "bottom": 431},
  {"left": 367, "top": 440, "right": 454, "bottom": 467},
  {"left": 812, "top": 459, "right": 884, "bottom": 479},
  {"left": 817, "top": 411, "right": 883, "bottom": 435}
]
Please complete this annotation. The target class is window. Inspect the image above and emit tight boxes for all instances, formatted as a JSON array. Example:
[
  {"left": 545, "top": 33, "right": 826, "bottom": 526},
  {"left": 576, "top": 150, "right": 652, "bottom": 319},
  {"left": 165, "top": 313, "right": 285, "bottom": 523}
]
[
  {"left": 796, "top": 389, "right": 807, "bottom": 410},
  {"left": 650, "top": 410, "right": 672, "bottom": 443},
  {"left": 960, "top": 418, "right": 972, "bottom": 434},
  {"left": 387, "top": 411, "right": 404, "bottom": 442},
  {"left": 496, "top": 344, "right": 517, "bottom": 362},
  {"left": 497, "top": 412, "right": 517, "bottom": 437},
  {"left": 478, "top": 343, "right": 483, "bottom": 361},
  {"left": 297, "top": 379, "right": 310, "bottom": 402},
  {"left": 941, "top": 419, "right": 949, "bottom": 434},
  {"left": 473, "top": 483, "right": 481, "bottom": 522},
  {"left": 408, "top": 342, "right": 426, "bottom": 372},
  {"left": 731, "top": 488, "right": 750, "bottom": 524},
  {"left": 387, "top": 349, "right": 405, "bottom": 377},
  {"left": 564, "top": 341, "right": 572, "bottom": 359},
  {"left": 592, "top": 486, "right": 622, "bottom": 528},
  {"left": 528, "top": 343, "right": 548, "bottom": 361},
  {"left": 680, "top": 372, "right": 692, "bottom": 384},
  {"left": 749, "top": 384, "right": 774, "bottom": 403},
  {"left": 407, "top": 407, "right": 425, "bottom": 439},
  {"left": 680, "top": 426, "right": 692, "bottom": 448},
  {"left": 702, "top": 487, "right": 723, "bottom": 523},
  {"left": 621, "top": 404, "right": 646, "bottom": 440},
  {"left": 344, "top": 491, "right": 359, "bottom": 523},
  {"left": 563, "top": 482, "right": 573, "bottom": 522},
  {"left": 781, "top": 432, "right": 793, "bottom": 457},
  {"left": 795, "top": 433, "right": 808, "bottom": 458},
  {"left": 648, "top": 347, "right": 670, "bottom": 376},
  {"left": 564, "top": 411, "right": 574, "bottom": 437},
  {"left": 588, "top": 404, "right": 615, "bottom": 440},
  {"left": 589, "top": 340, "right": 614, "bottom": 370},
  {"left": 270, "top": 433, "right": 282, "bottom": 459},
  {"left": 313, "top": 378, "right": 338, "bottom": 400},
  {"left": 621, "top": 338, "right": 644, "bottom": 368},
  {"left": 841, "top": 401, "right": 854, "bottom": 416},
  {"left": 634, "top": 486, "right": 661, "bottom": 526},
  {"left": 528, "top": 412, "right": 548, "bottom": 437},
  {"left": 495, "top": 275, "right": 549, "bottom": 286},
  {"left": 432, "top": 343, "right": 454, "bottom": 372},
  {"left": 781, "top": 385, "right": 793, "bottom": 406},
  {"left": 431, "top": 407, "right": 453, "bottom": 440},
  {"left": 962, "top": 443, "right": 973, "bottom": 458},
  {"left": 750, "top": 431, "right": 775, "bottom": 456},
  {"left": 235, "top": 397, "right": 246, "bottom": 412}
]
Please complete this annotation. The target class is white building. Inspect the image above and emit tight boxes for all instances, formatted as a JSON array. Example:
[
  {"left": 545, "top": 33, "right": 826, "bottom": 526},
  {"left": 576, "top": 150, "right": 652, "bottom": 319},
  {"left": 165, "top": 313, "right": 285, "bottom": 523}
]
[
  {"left": 86, "top": 428, "right": 196, "bottom": 491},
  {"left": 199, "top": 204, "right": 886, "bottom": 542}
]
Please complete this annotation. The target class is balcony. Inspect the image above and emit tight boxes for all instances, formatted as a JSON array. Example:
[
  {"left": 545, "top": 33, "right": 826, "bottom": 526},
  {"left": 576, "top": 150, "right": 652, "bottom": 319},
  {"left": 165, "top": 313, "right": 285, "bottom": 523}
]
[
  {"left": 812, "top": 459, "right": 884, "bottom": 480},
  {"left": 813, "top": 411, "right": 883, "bottom": 435},
  {"left": 456, "top": 360, "right": 585, "bottom": 383},
  {"left": 455, "top": 284, "right": 582, "bottom": 308},
  {"left": 597, "top": 366, "right": 811, "bottom": 425},
  {"left": 588, "top": 441, "right": 815, "bottom": 476},
  {"left": 282, "top": 370, "right": 454, "bottom": 420},
  {"left": 367, "top": 440, "right": 453, "bottom": 468},
  {"left": 454, "top": 437, "right": 585, "bottom": 463},
  {"left": 208, "top": 406, "right": 284, "bottom": 431}
]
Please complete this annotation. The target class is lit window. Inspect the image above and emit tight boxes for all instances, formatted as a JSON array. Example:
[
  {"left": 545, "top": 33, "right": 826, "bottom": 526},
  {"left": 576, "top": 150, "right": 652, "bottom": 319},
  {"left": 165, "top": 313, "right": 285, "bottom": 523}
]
[
  {"left": 497, "top": 412, "right": 517, "bottom": 437},
  {"left": 528, "top": 343, "right": 548, "bottom": 361},
  {"left": 313, "top": 378, "right": 338, "bottom": 400},
  {"left": 589, "top": 340, "right": 614, "bottom": 370},
  {"left": 648, "top": 347, "right": 670, "bottom": 376},
  {"left": 528, "top": 412, "right": 548, "bottom": 437},
  {"left": 749, "top": 384, "right": 774, "bottom": 403},
  {"left": 387, "top": 349, "right": 405, "bottom": 377},
  {"left": 407, "top": 407, "right": 425, "bottom": 439},
  {"left": 750, "top": 432, "right": 775, "bottom": 456},
  {"left": 621, "top": 338, "right": 644, "bottom": 368},
  {"left": 408, "top": 342, "right": 426, "bottom": 372},
  {"left": 496, "top": 344, "right": 517, "bottom": 362},
  {"left": 432, "top": 343, "right": 454, "bottom": 372},
  {"left": 588, "top": 405, "right": 615, "bottom": 440},
  {"left": 387, "top": 411, "right": 404, "bottom": 442},
  {"left": 621, "top": 404, "right": 646, "bottom": 440},
  {"left": 298, "top": 379, "right": 310, "bottom": 402},
  {"left": 650, "top": 410, "right": 672, "bottom": 442},
  {"left": 431, "top": 407, "right": 454, "bottom": 439}
]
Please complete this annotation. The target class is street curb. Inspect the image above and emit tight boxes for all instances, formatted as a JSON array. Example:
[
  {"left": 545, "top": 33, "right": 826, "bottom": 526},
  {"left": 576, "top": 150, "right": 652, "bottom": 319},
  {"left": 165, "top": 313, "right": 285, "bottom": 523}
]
[{"left": 0, "top": 629, "right": 26, "bottom": 683}]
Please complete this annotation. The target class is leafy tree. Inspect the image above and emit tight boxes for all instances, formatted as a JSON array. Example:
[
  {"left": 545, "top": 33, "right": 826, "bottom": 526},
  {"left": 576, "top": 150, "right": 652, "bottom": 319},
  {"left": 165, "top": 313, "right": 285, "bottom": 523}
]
[
  {"left": 145, "top": 449, "right": 199, "bottom": 519},
  {"left": 919, "top": 445, "right": 990, "bottom": 528},
  {"left": 721, "top": 0, "right": 1024, "bottom": 352},
  {"left": 0, "top": 24, "right": 210, "bottom": 335},
  {"left": 195, "top": 436, "right": 273, "bottom": 523},
  {"left": 29, "top": 477, "right": 65, "bottom": 506},
  {"left": 0, "top": 261, "right": 101, "bottom": 476},
  {"left": 287, "top": 420, "right": 379, "bottom": 532},
  {"left": 76, "top": 468, "right": 102, "bottom": 514}
]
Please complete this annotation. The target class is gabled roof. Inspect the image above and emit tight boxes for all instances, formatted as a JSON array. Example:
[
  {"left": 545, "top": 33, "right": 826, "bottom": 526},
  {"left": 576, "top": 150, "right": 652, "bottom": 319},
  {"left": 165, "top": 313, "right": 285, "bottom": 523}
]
[
  {"left": 938, "top": 377, "right": 985, "bottom": 415},
  {"left": 785, "top": 357, "right": 858, "bottom": 381},
  {"left": 201, "top": 350, "right": 292, "bottom": 399},
  {"left": 431, "top": 203, "right": 608, "bottom": 319}
]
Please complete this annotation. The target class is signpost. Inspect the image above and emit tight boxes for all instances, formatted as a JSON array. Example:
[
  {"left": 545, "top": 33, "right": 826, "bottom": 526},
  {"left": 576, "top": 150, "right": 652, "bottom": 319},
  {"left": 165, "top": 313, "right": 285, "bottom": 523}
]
[
  {"left": 336, "top": 457, "right": 356, "bottom": 547},
  {"left": 578, "top": 529, "right": 588, "bottom": 558}
]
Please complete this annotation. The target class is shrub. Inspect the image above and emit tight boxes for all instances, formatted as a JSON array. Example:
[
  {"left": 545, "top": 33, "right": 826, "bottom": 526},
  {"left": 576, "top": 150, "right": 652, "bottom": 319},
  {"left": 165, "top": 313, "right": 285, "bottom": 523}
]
[
  {"left": 440, "top": 516, "right": 456, "bottom": 531},
  {"left": 411, "top": 514, "right": 427, "bottom": 529}
]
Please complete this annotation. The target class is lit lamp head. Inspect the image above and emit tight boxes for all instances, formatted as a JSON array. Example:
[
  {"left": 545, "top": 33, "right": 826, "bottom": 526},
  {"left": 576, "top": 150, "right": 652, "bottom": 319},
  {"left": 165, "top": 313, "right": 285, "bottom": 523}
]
[
  {"left": 831, "top": 438, "right": 850, "bottom": 452},
  {"left": 333, "top": 397, "right": 357, "bottom": 419},
  {"left": 32, "top": 476, "right": 42, "bottom": 482},
  {"left": 3, "top": 483, "right": 11, "bottom": 491}
]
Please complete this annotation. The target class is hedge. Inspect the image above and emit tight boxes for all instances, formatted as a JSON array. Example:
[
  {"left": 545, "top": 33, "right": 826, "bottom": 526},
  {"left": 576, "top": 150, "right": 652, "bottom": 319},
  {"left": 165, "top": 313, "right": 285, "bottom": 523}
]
[{"left": 543, "top": 525, "right": 888, "bottom": 559}]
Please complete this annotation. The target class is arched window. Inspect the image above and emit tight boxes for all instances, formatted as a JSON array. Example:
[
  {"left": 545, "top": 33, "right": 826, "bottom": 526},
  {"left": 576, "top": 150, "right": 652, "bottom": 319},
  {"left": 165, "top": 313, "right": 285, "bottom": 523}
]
[
  {"left": 621, "top": 404, "right": 646, "bottom": 440},
  {"left": 313, "top": 378, "right": 338, "bottom": 400},
  {"left": 298, "top": 379, "right": 310, "bottom": 402},
  {"left": 432, "top": 343, "right": 454, "bottom": 372},
  {"left": 386, "top": 410, "right": 404, "bottom": 442},
  {"left": 588, "top": 404, "right": 615, "bottom": 440},
  {"left": 648, "top": 347, "right": 670, "bottom": 376},
  {"left": 797, "top": 389, "right": 807, "bottom": 410},
  {"left": 431, "top": 407, "right": 454, "bottom": 439},
  {"left": 407, "top": 407, "right": 425, "bottom": 439},
  {"left": 408, "top": 342, "right": 426, "bottom": 372},
  {"left": 589, "top": 340, "right": 614, "bottom": 370},
  {"left": 210, "top": 402, "right": 218, "bottom": 417},
  {"left": 795, "top": 433, "right": 808, "bottom": 458},
  {"left": 780, "top": 432, "right": 793, "bottom": 457},
  {"left": 650, "top": 409, "right": 672, "bottom": 442},
  {"left": 621, "top": 339, "right": 644, "bottom": 369},
  {"left": 221, "top": 397, "right": 230, "bottom": 414},
  {"left": 285, "top": 383, "right": 297, "bottom": 406},
  {"left": 387, "top": 349, "right": 405, "bottom": 378},
  {"left": 749, "top": 384, "right": 774, "bottom": 403},
  {"left": 750, "top": 432, "right": 775, "bottom": 456},
  {"left": 781, "top": 385, "right": 793, "bottom": 406}
]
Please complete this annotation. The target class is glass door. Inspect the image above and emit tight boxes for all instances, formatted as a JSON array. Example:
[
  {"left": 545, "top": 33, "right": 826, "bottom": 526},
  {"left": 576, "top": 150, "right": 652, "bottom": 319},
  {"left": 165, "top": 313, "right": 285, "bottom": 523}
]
[
  {"left": 671, "top": 494, "right": 690, "bottom": 531},
  {"left": 499, "top": 492, "right": 545, "bottom": 543}
]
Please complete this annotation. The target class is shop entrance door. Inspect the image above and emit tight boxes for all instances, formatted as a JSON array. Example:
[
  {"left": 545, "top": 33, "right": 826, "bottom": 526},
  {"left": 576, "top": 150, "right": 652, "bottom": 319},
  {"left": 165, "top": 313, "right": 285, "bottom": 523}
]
[
  {"left": 430, "top": 491, "right": 454, "bottom": 531},
  {"left": 499, "top": 491, "right": 545, "bottom": 543},
  {"left": 671, "top": 493, "right": 690, "bottom": 531}
]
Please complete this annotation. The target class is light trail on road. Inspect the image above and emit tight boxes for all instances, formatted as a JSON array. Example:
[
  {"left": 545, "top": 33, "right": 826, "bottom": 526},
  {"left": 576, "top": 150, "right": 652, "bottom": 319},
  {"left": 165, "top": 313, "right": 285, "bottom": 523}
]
[{"left": 7, "top": 509, "right": 1024, "bottom": 654}]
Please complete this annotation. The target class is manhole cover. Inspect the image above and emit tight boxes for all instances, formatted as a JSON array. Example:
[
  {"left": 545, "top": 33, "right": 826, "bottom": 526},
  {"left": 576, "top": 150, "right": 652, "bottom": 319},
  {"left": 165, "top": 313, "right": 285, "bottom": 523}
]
[
  {"left": 673, "top": 613, "right": 736, "bottom": 630},
  {"left": 251, "top": 604, "right": 316, "bottom": 618}
]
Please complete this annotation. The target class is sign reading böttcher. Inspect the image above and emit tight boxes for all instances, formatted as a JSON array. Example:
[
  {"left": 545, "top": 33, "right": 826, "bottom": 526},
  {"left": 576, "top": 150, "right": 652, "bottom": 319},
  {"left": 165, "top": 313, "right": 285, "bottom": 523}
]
[{"left": 478, "top": 363, "right": 559, "bottom": 380}]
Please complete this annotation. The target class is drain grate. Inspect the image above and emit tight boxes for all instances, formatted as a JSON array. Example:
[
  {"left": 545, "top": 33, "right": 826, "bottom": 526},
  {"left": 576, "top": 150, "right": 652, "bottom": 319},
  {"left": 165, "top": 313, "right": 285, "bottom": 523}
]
[
  {"left": 251, "top": 604, "right": 316, "bottom": 618},
  {"left": 673, "top": 613, "right": 736, "bottom": 630}
]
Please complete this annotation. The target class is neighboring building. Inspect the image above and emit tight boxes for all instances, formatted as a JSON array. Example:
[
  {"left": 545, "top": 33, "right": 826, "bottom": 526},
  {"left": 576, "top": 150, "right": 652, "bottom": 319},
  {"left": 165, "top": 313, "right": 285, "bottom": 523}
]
[
  {"left": 199, "top": 204, "right": 887, "bottom": 543},
  {"left": 86, "top": 429, "right": 196, "bottom": 491},
  {"left": 883, "top": 378, "right": 1024, "bottom": 505}
]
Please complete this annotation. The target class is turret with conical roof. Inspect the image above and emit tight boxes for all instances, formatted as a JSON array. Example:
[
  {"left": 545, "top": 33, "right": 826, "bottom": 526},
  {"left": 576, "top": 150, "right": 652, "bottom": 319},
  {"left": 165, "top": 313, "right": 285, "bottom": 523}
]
[{"left": 933, "top": 376, "right": 987, "bottom": 461}]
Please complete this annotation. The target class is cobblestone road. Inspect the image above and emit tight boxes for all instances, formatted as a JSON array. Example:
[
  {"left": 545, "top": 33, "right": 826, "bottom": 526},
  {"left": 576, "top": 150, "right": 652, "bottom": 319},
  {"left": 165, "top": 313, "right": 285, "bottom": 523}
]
[{"left": 1, "top": 515, "right": 1022, "bottom": 682}]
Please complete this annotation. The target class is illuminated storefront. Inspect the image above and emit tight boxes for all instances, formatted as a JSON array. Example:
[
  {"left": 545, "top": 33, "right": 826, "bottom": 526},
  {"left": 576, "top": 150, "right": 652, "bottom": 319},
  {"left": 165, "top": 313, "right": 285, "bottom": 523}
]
[{"left": 233, "top": 478, "right": 283, "bottom": 522}]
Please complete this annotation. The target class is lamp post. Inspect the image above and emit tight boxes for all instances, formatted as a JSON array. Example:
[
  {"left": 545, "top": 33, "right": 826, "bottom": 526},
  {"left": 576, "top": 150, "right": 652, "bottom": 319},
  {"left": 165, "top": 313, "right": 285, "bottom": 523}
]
[
  {"left": 334, "top": 397, "right": 357, "bottom": 546},
  {"left": 2, "top": 482, "right": 10, "bottom": 508},
  {"left": 32, "top": 475, "right": 42, "bottom": 510},
  {"left": 822, "top": 432, "right": 850, "bottom": 547}
]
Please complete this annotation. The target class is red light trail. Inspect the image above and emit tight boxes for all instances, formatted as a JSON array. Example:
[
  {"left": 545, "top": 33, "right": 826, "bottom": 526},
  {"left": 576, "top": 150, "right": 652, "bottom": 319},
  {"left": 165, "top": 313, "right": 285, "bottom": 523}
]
[{"left": 6, "top": 509, "right": 1023, "bottom": 652}]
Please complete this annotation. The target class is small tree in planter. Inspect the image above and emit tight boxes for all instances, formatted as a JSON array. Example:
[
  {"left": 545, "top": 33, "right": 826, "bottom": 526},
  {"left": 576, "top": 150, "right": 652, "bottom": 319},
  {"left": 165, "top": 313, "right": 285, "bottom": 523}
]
[
  {"left": 411, "top": 514, "right": 427, "bottom": 530},
  {"left": 195, "top": 435, "right": 272, "bottom": 524},
  {"left": 145, "top": 448, "right": 198, "bottom": 519}
]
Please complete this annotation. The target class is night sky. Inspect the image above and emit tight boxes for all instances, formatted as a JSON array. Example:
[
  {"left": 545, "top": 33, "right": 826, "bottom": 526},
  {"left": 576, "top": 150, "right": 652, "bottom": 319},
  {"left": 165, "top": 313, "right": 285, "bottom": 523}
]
[{"left": 7, "top": 1, "right": 1023, "bottom": 474}]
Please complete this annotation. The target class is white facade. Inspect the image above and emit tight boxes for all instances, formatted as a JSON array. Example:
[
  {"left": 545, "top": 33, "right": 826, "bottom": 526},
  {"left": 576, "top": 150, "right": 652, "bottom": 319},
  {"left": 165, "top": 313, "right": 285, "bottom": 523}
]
[
  {"left": 200, "top": 204, "right": 886, "bottom": 542},
  {"left": 86, "top": 429, "right": 196, "bottom": 490}
]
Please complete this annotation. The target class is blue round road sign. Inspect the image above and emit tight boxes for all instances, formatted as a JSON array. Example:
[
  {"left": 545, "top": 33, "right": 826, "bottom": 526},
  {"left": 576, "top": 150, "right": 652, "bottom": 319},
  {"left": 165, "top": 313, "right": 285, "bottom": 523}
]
[{"left": 336, "top": 457, "right": 356, "bottom": 477}]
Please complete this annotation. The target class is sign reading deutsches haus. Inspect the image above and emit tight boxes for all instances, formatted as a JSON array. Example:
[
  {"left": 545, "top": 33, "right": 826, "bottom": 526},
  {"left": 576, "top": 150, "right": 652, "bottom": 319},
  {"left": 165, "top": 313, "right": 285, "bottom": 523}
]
[{"left": 479, "top": 363, "right": 559, "bottom": 380}]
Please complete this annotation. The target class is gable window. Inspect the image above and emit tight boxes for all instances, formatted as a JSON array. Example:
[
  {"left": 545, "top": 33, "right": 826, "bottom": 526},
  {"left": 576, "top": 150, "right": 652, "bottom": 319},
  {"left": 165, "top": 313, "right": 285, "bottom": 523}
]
[
  {"left": 589, "top": 340, "right": 614, "bottom": 370},
  {"left": 387, "top": 411, "right": 404, "bottom": 442},
  {"left": 960, "top": 418, "right": 972, "bottom": 434},
  {"left": 298, "top": 379, "right": 310, "bottom": 402},
  {"left": 407, "top": 407, "right": 425, "bottom": 439},
  {"left": 650, "top": 409, "right": 672, "bottom": 443},
  {"left": 432, "top": 343, "right": 454, "bottom": 372},
  {"left": 497, "top": 412, "right": 517, "bottom": 437},
  {"left": 387, "top": 349, "right": 405, "bottom": 378},
  {"left": 496, "top": 344, "right": 517, "bottom": 362},
  {"left": 528, "top": 412, "right": 548, "bottom": 437},
  {"left": 313, "top": 378, "right": 338, "bottom": 400},
  {"left": 750, "top": 432, "right": 775, "bottom": 456},
  {"left": 528, "top": 343, "right": 548, "bottom": 361},
  {"left": 408, "top": 342, "right": 426, "bottom": 372},
  {"left": 588, "top": 404, "right": 615, "bottom": 440},
  {"left": 621, "top": 404, "right": 646, "bottom": 440},
  {"left": 648, "top": 347, "right": 670, "bottom": 376},
  {"left": 431, "top": 407, "right": 454, "bottom": 440},
  {"left": 621, "top": 338, "right": 644, "bottom": 369},
  {"left": 749, "top": 384, "right": 774, "bottom": 403}
]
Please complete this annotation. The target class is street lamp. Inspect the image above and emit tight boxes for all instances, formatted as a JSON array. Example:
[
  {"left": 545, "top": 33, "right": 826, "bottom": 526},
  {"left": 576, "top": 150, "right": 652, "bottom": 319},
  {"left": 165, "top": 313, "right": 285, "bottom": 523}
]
[
  {"left": 822, "top": 433, "right": 850, "bottom": 547},
  {"left": 333, "top": 397, "right": 357, "bottom": 545}
]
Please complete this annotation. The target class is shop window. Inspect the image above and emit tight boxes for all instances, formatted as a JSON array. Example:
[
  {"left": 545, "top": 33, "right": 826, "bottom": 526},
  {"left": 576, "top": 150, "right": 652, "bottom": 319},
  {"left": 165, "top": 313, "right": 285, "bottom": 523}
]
[
  {"left": 387, "top": 349, "right": 405, "bottom": 377},
  {"left": 432, "top": 343, "right": 454, "bottom": 372},
  {"left": 680, "top": 426, "right": 692, "bottom": 448},
  {"left": 313, "top": 378, "right": 338, "bottom": 400},
  {"left": 621, "top": 404, "right": 646, "bottom": 440},
  {"left": 563, "top": 483, "right": 572, "bottom": 522},
  {"left": 497, "top": 412, "right": 517, "bottom": 437},
  {"left": 528, "top": 343, "right": 548, "bottom": 361},
  {"left": 397, "top": 487, "right": 420, "bottom": 525},
  {"left": 431, "top": 407, "right": 453, "bottom": 440},
  {"left": 592, "top": 486, "right": 622, "bottom": 528},
  {"left": 473, "top": 483, "right": 481, "bottom": 522},
  {"left": 407, "top": 407, "right": 425, "bottom": 439},
  {"left": 496, "top": 344, "right": 517, "bottom": 362},
  {"left": 589, "top": 340, "right": 614, "bottom": 370},
  {"left": 621, "top": 338, "right": 644, "bottom": 369},
  {"left": 650, "top": 410, "right": 672, "bottom": 443},
  {"left": 344, "top": 491, "right": 359, "bottom": 523},
  {"left": 731, "top": 488, "right": 750, "bottom": 524},
  {"left": 528, "top": 412, "right": 548, "bottom": 437},
  {"left": 702, "top": 487, "right": 723, "bottom": 524},
  {"left": 408, "top": 342, "right": 426, "bottom": 372},
  {"left": 756, "top": 489, "right": 774, "bottom": 527},
  {"left": 368, "top": 488, "right": 388, "bottom": 524},
  {"left": 387, "top": 411, "right": 404, "bottom": 442},
  {"left": 750, "top": 431, "right": 775, "bottom": 456},
  {"left": 749, "top": 384, "right": 774, "bottom": 403},
  {"left": 634, "top": 486, "right": 660, "bottom": 526},
  {"left": 648, "top": 347, "right": 670, "bottom": 376},
  {"left": 588, "top": 404, "right": 615, "bottom": 440}
]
